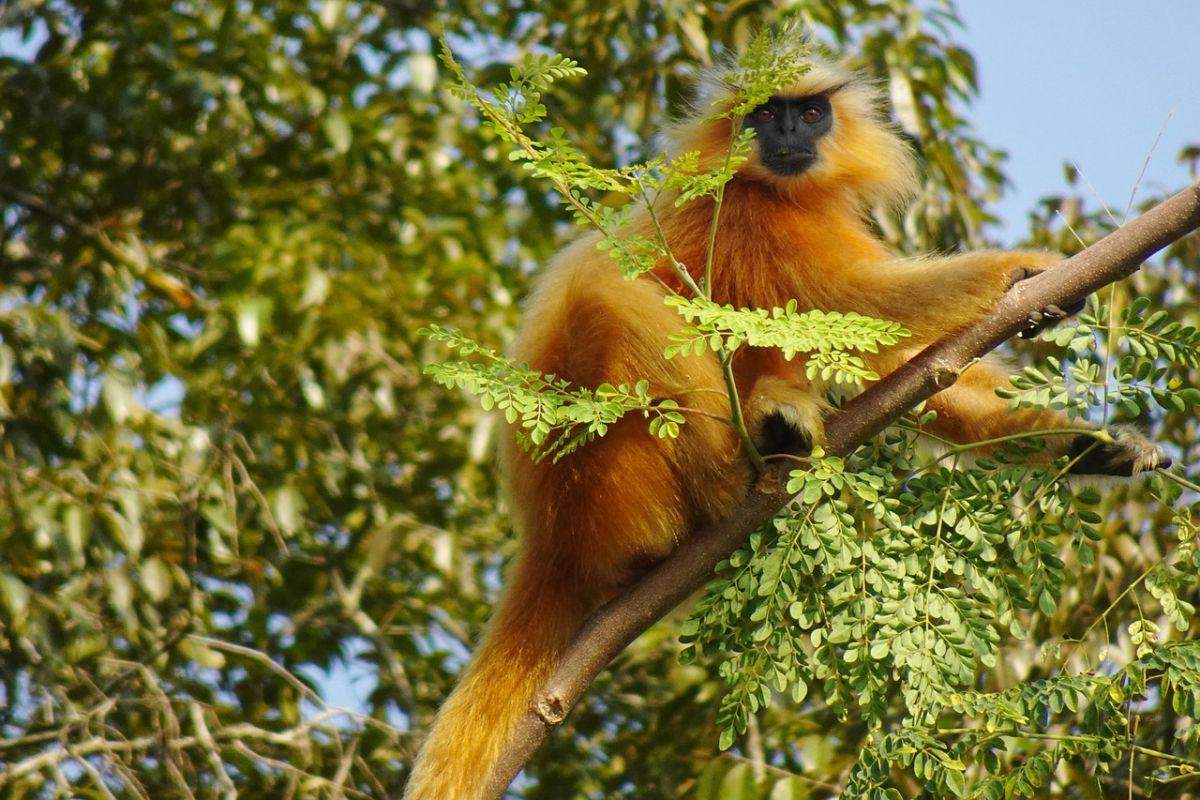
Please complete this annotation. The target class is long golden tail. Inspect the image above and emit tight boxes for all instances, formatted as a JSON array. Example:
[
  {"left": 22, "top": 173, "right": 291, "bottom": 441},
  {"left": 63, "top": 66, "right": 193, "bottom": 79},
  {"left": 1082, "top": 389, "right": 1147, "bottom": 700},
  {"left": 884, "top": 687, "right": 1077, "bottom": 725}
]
[{"left": 403, "top": 557, "right": 588, "bottom": 799}]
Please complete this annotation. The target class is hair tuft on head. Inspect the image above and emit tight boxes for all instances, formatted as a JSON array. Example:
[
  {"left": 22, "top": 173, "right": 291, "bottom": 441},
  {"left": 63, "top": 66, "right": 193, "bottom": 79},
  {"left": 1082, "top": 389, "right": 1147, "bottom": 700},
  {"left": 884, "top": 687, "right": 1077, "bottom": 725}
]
[{"left": 661, "top": 29, "right": 918, "bottom": 212}]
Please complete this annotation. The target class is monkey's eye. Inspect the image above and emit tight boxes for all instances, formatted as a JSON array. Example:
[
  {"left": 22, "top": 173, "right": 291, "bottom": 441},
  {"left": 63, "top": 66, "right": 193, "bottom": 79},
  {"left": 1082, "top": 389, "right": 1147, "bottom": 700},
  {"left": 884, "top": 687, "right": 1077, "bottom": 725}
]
[
  {"left": 801, "top": 105, "right": 824, "bottom": 123},
  {"left": 749, "top": 107, "right": 774, "bottom": 123}
]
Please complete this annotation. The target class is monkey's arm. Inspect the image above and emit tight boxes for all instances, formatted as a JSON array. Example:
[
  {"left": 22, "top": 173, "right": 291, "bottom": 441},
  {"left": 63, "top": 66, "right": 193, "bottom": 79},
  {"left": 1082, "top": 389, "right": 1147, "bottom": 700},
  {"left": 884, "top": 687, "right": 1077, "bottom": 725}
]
[{"left": 854, "top": 249, "right": 1062, "bottom": 337}]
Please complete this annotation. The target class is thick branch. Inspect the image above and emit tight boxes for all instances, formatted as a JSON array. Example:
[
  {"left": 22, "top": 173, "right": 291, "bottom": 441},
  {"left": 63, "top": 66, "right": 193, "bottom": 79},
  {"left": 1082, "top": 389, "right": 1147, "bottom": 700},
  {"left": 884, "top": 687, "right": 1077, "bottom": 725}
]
[{"left": 485, "top": 183, "right": 1200, "bottom": 798}]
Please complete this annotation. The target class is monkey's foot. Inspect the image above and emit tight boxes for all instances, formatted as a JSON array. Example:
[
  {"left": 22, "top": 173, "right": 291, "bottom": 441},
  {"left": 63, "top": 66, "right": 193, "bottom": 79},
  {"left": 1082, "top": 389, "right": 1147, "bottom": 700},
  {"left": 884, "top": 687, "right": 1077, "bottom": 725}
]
[
  {"left": 1006, "top": 265, "right": 1045, "bottom": 289},
  {"left": 1003, "top": 254, "right": 1063, "bottom": 290},
  {"left": 1004, "top": 264, "right": 1086, "bottom": 338},
  {"left": 745, "top": 377, "right": 825, "bottom": 458},
  {"left": 756, "top": 407, "right": 815, "bottom": 457},
  {"left": 1019, "top": 300, "right": 1087, "bottom": 338},
  {"left": 1067, "top": 426, "right": 1171, "bottom": 476}
]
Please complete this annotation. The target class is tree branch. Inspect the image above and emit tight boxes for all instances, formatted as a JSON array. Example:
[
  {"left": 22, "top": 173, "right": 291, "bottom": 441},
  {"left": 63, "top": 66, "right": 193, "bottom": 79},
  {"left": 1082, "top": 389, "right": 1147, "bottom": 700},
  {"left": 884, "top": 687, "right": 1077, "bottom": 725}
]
[{"left": 484, "top": 182, "right": 1200, "bottom": 798}]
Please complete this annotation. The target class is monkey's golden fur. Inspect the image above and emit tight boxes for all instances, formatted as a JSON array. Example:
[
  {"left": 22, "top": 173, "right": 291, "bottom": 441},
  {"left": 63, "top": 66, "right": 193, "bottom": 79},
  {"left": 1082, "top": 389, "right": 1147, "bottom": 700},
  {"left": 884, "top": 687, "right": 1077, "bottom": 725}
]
[{"left": 405, "top": 59, "right": 1075, "bottom": 799}]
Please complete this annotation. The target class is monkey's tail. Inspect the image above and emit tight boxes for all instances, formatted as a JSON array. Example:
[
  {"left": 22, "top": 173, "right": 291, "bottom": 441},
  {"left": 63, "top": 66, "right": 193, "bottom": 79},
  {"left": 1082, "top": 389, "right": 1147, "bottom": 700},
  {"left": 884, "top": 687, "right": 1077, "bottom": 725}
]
[{"left": 403, "top": 555, "right": 590, "bottom": 800}]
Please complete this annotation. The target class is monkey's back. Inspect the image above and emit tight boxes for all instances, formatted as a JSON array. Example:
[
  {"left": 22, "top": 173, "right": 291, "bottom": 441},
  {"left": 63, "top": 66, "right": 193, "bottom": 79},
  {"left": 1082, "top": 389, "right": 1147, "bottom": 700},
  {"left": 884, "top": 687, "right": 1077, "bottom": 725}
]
[{"left": 503, "top": 232, "right": 744, "bottom": 591}]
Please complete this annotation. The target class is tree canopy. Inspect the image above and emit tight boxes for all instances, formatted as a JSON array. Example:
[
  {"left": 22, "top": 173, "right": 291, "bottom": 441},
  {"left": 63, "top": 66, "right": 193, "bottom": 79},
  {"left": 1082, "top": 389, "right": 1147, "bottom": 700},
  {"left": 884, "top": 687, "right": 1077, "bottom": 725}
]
[{"left": 1, "top": 2, "right": 1198, "bottom": 798}]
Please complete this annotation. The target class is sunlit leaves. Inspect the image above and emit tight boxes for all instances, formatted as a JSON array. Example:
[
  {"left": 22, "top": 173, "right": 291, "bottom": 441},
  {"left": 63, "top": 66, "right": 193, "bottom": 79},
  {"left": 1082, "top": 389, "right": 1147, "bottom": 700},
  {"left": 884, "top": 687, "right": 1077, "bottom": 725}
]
[
  {"left": 1001, "top": 298, "right": 1200, "bottom": 418},
  {"left": 0, "top": 2, "right": 529, "bottom": 794},
  {"left": 664, "top": 297, "right": 908, "bottom": 383},
  {"left": 1122, "top": 295, "right": 1200, "bottom": 369},
  {"left": 687, "top": 243, "right": 1200, "bottom": 796},
  {"left": 671, "top": 128, "right": 757, "bottom": 206},
  {"left": 715, "top": 21, "right": 813, "bottom": 119},
  {"left": 422, "top": 325, "right": 686, "bottom": 462},
  {"left": 441, "top": 41, "right": 586, "bottom": 131}
]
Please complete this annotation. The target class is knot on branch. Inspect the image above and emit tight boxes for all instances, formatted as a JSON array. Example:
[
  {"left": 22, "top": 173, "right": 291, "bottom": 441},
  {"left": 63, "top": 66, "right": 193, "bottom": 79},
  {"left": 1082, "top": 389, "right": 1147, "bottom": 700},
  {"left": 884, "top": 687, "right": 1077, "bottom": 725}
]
[
  {"left": 753, "top": 462, "right": 792, "bottom": 495},
  {"left": 930, "top": 361, "right": 961, "bottom": 390},
  {"left": 534, "top": 694, "right": 569, "bottom": 727}
]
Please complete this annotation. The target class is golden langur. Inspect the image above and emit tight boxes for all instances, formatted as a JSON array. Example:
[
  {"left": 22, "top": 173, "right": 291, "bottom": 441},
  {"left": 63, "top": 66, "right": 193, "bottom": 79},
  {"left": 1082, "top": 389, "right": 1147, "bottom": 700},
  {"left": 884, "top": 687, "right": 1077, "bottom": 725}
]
[{"left": 404, "top": 55, "right": 1166, "bottom": 799}]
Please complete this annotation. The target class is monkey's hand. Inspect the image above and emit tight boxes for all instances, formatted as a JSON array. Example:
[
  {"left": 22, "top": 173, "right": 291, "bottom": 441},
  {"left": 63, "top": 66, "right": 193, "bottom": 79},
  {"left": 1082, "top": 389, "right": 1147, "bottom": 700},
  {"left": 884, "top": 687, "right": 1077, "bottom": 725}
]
[
  {"left": 746, "top": 377, "right": 825, "bottom": 457},
  {"left": 1005, "top": 264, "right": 1087, "bottom": 339},
  {"left": 1066, "top": 426, "right": 1171, "bottom": 477}
]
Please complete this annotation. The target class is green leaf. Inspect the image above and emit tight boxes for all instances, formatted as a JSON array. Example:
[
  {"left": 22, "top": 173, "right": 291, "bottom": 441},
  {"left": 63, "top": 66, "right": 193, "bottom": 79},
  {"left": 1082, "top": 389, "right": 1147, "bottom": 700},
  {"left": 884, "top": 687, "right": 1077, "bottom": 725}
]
[
  {"left": 323, "top": 112, "right": 352, "bottom": 154},
  {"left": 139, "top": 556, "right": 174, "bottom": 602},
  {"left": 102, "top": 369, "right": 136, "bottom": 424},
  {"left": 273, "top": 485, "right": 306, "bottom": 536},
  {"left": 0, "top": 573, "right": 31, "bottom": 626},
  {"left": 234, "top": 296, "right": 273, "bottom": 347}
]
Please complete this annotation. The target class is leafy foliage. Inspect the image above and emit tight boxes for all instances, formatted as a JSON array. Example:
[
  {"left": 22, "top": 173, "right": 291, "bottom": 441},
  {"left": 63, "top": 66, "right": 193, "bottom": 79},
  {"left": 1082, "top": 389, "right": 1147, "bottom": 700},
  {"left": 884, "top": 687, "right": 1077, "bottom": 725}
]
[
  {"left": 0, "top": 1, "right": 1197, "bottom": 799},
  {"left": 443, "top": 38, "right": 699, "bottom": 233},
  {"left": 686, "top": 274, "right": 1200, "bottom": 795},
  {"left": 664, "top": 298, "right": 910, "bottom": 383},
  {"left": 999, "top": 297, "right": 1200, "bottom": 419},
  {"left": 716, "top": 20, "right": 814, "bottom": 118},
  {"left": 423, "top": 325, "right": 686, "bottom": 461}
]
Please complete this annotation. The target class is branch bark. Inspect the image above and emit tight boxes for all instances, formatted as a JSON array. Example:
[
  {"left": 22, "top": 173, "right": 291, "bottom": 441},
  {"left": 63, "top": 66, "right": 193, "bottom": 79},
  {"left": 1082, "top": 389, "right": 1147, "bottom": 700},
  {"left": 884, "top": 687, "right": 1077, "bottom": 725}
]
[{"left": 484, "top": 183, "right": 1200, "bottom": 798}]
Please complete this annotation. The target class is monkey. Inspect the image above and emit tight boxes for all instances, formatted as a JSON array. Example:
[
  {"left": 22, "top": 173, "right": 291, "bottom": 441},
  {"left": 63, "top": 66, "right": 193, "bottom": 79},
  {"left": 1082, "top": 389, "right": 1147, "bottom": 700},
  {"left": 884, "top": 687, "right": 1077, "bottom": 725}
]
[{"left": 403, "top": 55, "right": 1168, "bottom": 799}]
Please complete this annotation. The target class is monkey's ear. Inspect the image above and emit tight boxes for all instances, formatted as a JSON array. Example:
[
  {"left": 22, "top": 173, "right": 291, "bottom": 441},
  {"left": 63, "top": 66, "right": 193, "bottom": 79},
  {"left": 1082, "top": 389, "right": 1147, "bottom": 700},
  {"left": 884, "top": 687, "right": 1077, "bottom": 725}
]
[{"left": 1067, "top": 426, "right": 1171, "bottom": 477}]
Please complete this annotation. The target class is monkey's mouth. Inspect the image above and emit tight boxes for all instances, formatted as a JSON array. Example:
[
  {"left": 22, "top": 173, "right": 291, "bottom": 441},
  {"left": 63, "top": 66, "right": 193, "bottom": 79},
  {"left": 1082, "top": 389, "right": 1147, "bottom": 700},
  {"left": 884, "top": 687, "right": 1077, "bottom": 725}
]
[{"left": 764, "top": 150, "right": 816, "bottom": 176}]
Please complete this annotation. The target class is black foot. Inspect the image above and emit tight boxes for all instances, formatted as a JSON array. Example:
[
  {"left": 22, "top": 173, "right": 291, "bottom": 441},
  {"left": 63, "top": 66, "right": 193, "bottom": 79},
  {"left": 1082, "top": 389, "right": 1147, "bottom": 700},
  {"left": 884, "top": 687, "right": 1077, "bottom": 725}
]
[
  {"left": 1006, "top": 264, "right": 1084, "bottom": 338},
  {"left": 1019, "top": 299, "right": 1087, "bottom": 338},
  {"left": 756, "top": 409, "right": 814, "bottom": 456},
  {"left": 1067, "top": 430, "right": 1171, "bottom": 476}
]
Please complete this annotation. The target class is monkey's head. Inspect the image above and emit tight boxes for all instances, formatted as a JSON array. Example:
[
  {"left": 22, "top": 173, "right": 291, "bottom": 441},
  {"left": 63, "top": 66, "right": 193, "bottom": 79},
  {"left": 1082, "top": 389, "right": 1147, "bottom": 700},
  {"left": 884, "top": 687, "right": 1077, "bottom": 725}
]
[{"left": 668, "top": 59, "right": 917, "bottom": 210}]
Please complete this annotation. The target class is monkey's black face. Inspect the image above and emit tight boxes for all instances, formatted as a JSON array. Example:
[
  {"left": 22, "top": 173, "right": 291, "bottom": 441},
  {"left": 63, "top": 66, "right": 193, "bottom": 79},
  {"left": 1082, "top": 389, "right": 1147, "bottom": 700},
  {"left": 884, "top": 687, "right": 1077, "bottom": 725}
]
[{"left": 744, "top": 94, "right": 834, "bottom": 176}]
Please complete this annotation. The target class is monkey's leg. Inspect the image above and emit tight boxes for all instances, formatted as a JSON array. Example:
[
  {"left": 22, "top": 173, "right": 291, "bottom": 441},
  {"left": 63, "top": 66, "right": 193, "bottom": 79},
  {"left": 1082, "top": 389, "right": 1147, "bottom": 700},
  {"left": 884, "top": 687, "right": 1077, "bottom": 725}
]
[
  {"left": 915, "top": 357, "right": 1067, "bottom": 446},
  {"left": 898, "top": 355, "right": 1168, "bottom": 477}
]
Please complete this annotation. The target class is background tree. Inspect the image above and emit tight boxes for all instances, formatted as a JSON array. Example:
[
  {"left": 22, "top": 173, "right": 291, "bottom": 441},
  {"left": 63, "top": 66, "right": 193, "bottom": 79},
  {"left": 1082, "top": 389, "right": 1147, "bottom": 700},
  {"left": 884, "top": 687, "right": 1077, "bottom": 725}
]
[{"left": 0, "top": 2, "right": 1196, "bottom": 798}]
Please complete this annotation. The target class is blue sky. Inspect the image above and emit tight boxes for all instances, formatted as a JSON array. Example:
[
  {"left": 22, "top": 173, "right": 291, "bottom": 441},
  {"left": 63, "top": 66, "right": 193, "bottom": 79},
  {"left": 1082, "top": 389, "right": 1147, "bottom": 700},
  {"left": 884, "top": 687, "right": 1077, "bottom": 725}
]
[{"left": 955, "top": 1, "right": 1200, "bottom": 241}]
